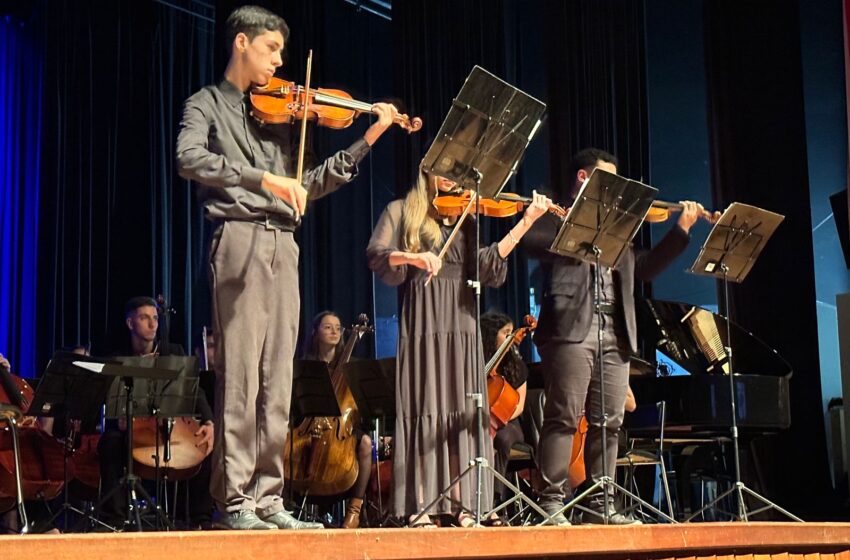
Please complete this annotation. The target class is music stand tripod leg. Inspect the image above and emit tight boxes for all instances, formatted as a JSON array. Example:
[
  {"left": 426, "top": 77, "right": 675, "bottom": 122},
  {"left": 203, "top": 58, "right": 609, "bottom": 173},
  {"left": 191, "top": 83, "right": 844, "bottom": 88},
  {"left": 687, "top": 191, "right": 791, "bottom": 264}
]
[
  {"left": 683, "top": 265, "right": 803, "bottom": 523},
  {"left": 86, "top": 376, "right": 174, "bottom": 531},
  {"left": 3, "top": 415, "right": 30, "bottom": 534},
  {"left": 43, "top": 420, "right": 107, "bottom": 532}
]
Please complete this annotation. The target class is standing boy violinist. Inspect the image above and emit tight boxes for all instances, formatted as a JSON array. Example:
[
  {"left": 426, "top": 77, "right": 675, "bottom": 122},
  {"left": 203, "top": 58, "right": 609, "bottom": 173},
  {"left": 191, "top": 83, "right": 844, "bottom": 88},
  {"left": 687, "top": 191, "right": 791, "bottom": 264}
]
[{"left": 176, "top": 5, "right": 398, "bottom": 530}]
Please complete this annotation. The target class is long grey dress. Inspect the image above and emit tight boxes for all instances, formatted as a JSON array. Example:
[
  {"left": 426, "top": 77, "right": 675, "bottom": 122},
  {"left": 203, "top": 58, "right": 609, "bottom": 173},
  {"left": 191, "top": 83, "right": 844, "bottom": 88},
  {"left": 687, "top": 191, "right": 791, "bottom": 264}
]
[{"left": 367, "top": 200, "right": 508, "bottom": 517}]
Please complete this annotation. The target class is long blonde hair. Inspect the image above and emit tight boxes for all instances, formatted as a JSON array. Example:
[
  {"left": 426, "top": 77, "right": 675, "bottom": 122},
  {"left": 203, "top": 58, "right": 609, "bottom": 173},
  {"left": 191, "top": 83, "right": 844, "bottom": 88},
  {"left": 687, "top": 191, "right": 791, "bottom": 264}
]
[{"left": 400, "top": 170, "right": 444, "bottom": 253}]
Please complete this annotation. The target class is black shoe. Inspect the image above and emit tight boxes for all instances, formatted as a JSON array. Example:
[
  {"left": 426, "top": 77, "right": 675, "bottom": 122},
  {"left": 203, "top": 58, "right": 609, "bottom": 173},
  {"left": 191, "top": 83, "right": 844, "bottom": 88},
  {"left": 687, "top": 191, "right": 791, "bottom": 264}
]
[
  {"left": 579, "top": 494, "right": 641, "bottom": 526},
  {"left": 539, "top": 500, "right": 571, "bottom": 526}
]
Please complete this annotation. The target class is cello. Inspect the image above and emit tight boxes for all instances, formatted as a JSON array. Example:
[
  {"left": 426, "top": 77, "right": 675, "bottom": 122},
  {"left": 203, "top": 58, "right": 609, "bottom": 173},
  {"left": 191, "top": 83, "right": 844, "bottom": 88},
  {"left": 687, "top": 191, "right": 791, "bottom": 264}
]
[
  {"left": 284, "top": 315, "right": 372, "bottom": 496},
  {"left": 131, "top": 296, "right": 207, "bottom": 481},
  {"left": 481, "top": 316, "right": 588, "bottom": 487},
  {"left": 484, "top": 315, "right": 536, "bottom": 436},
  {"left": 0, "top": 361, "right": 66, "bottom": 511}
]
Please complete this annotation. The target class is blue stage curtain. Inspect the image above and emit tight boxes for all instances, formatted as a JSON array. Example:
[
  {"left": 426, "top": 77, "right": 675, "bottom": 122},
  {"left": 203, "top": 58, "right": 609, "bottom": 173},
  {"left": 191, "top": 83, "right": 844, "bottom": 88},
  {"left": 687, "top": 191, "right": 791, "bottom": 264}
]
[{"left": 0, "top": 8, "right": 43, "bottom": 376}]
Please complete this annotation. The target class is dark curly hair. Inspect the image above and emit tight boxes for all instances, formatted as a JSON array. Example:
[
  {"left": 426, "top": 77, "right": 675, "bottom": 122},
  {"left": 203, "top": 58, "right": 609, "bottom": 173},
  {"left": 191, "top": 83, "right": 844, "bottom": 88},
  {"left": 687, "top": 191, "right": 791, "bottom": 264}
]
[{"left": 480, "top": 311, "right": 523, "bottom": 386}]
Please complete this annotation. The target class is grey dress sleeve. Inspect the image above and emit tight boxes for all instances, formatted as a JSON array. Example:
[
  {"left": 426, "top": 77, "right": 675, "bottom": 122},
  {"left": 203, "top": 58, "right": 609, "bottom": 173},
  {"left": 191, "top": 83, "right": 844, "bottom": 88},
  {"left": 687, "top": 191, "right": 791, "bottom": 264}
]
[
  {"left": 367, "top": 201, "right": 408, "bottom": 287},
  {"left": 477, "top": 242, "right": 508, "bottom": 288}
]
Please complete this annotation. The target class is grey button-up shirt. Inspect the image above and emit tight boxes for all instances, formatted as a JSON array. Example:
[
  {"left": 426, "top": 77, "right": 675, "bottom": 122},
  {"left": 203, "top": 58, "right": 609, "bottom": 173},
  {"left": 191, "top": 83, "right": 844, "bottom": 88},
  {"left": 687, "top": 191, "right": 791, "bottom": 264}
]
[{"left": 176, "top": 78, "right": 370, "bottom": 226}]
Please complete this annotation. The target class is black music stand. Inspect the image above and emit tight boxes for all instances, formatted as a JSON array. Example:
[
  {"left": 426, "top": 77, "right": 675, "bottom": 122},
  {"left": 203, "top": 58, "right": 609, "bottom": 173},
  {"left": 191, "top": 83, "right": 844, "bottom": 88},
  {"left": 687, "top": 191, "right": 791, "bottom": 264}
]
[
  {"left": 84, "top": 359, "right": 180, "bottom": 531},
  {"left": 343, "top": 358, "right": 396, "bottom": 525},
  {"left": 416, "top": 66, "right": 548, "bottom": 526},
  {"left": 684, "top": 203, "right": 798, "bottom": 522},
  {"left": 546, "top": 168, "right": 677, "bottom": 525},
  {"left": 107, "top": 356, "right": 202, "bottom": 529},
  {"left": 286, "top": 360, "right": 341, "bottom": 523},
  {"left": 30, "top": 352, "right": 118, "bottom": 532}
]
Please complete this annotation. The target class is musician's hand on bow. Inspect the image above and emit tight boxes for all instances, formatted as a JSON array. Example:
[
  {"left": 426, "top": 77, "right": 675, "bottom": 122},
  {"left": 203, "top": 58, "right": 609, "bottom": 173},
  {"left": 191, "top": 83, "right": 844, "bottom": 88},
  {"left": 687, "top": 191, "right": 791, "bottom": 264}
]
[
  {"left": 0, "top": 353, "right": 9, "bottom": 371},
  {"left": 195, "top": 421, "right": 215, "bottom": 457},
  {"left": 262, "top": 172, "right": 308, "bottom": 217},
  {"left": 406, "top": 251, "right": 443, "bottom": 276}
]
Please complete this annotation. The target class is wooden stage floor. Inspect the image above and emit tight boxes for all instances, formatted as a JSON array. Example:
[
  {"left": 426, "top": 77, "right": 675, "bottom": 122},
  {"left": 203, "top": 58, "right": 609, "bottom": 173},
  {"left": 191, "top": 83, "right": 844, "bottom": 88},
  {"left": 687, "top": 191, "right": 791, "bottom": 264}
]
[{"left": 1, "top": 522, "right": 850, "bottom": 560}]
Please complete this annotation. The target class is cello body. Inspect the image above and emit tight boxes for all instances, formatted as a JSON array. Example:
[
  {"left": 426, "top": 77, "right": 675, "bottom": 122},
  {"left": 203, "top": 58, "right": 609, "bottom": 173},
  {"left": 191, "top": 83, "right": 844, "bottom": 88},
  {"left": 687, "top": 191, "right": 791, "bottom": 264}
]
[
  {"left": 132, "top": 416, "right": 206, "bottom": 481},
  {"left": 567, "top": 416, "right": 589, "bottom": 489},
  {"left": 0, "top": 370, "right": 65, "bottom": 509},
  {"left": 284, "top": 317, "right": 372, "bottom": 496}
]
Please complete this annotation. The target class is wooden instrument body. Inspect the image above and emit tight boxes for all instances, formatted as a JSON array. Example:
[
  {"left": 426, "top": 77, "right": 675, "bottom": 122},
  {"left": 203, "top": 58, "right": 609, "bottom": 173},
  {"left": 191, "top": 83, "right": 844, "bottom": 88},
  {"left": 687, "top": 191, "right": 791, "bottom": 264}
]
[
  {"left": 284, "top": 391, "right": 360, "bottom": 496},
  {"left": 70, "top": 433, "right": 101, "bottom": 490},
  {"left": 132, "top": 416, "right": 206, "bottom": 481},
  {"left": 487, "top": 373, "right": 520, "bottom": 429},
  {"left": 250, "top": 77, "right": 422, "bottom": 132},
  {"left": 284, "top": 319, "right": 372, "bottom": 496},
  {"left": 486, "top": 315, "right": 535, "bottom": 434},
  {"left": 0, "top": 372, "right": 65, "bottom": 507},
  {"left": 568, "top": 416, "right": 589, "bottom": 490}
]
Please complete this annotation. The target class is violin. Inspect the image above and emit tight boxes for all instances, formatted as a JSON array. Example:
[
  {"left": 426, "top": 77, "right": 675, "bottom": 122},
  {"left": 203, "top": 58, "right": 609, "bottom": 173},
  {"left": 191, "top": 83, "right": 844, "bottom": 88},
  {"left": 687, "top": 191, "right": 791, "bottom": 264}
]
[
  {"left": 499, "top": 192, "right": 718, "bottom": 224},
  {"left": 434, "top": 191, "right": 568, "bottom": 219},
  {"left": 485, "top": 315, "right": 536, "bottom": 436},
  {"left": 645, "top": 200, "right": 720, "bottom": 224},
  {"left": 250, "top": 76, "right": 423, "bottom": 133}
]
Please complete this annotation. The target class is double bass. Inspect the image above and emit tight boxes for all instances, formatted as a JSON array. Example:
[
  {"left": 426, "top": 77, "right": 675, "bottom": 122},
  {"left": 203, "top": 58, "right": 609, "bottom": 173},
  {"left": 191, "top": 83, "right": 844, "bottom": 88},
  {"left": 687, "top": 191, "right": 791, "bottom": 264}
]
[{"left": 284, "top": 315, "right": 372, "bottom": 496}]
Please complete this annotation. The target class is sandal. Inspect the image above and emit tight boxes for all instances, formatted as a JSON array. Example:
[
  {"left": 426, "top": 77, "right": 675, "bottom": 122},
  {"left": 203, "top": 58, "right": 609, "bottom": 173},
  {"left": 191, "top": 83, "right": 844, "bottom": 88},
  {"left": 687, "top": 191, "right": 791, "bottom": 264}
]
[
  {"left": 455, "top": 511, "right": 476, "bottom": 528},
  {"left": 408, "top": 514, "right": 438, "bottom": 528},
  {"left": 483, "top": 512, "right": 505, "bottom": 527}
]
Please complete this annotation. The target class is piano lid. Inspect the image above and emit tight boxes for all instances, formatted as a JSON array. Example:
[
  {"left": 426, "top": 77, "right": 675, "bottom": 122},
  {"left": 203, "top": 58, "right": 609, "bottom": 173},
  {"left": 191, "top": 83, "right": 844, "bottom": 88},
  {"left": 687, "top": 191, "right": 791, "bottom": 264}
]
[{"left": 637, "top": 298, "right": 792, "bottom": 378}]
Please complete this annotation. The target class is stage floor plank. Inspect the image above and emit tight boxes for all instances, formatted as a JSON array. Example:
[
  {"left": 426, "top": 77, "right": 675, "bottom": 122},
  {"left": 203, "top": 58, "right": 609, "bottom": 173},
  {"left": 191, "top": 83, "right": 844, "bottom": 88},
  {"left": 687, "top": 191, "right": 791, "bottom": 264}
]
[{"left": 1, "top": 522, "right": 849, "bottom": 560}]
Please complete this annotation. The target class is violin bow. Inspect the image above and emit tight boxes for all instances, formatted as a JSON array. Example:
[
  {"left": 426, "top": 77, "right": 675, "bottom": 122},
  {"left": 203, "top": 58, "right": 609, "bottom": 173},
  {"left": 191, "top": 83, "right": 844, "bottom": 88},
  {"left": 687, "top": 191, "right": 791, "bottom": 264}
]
[
  {"left": 424, "top": 192, "right": 477, "bottom": 286},
  {"left": 294, "top": 49, "right": 313, "bottom": 220}
]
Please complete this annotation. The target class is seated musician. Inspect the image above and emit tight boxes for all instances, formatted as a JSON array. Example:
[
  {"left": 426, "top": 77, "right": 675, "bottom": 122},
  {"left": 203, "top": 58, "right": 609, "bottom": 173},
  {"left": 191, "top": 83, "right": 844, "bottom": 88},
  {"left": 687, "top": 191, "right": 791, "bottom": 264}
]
[
  {"left": 98, "top": 296, "right": 215, "bottom": 529},
  {"left": 480, "top": 312, "right": 528, "bottom": 506},
  {"left": 301, "top": 311, "right": 372, "bottom": 529},
  {"left": 0, "top": 352, "right": 61, "bottom": 534}
]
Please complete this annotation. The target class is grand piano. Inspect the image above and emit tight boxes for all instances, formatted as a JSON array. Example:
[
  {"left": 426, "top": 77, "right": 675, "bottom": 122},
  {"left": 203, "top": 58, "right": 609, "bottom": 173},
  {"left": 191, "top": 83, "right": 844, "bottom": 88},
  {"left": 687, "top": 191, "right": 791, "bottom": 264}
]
[{"left": 630, "top": 298, "right": 792, "bottom": 434}]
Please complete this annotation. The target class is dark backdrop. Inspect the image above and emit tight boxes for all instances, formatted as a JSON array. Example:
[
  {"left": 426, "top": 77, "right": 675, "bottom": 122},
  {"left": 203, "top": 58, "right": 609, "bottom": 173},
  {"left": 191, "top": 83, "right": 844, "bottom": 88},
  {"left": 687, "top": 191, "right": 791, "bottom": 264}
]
[{"left": 704, "top": 0, "right": 832, "bottom": 516}]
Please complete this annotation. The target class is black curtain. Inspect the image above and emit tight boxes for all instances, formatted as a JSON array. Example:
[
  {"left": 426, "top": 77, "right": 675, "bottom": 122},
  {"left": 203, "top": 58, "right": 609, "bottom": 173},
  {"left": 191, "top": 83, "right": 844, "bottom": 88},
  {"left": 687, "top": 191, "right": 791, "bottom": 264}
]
[
  {"left": 544, "top": 0, "right": 649, "bottom": 194},
  {"left": 215, "top": 0, "right": 395, "bottom": 354},
  {"left": 36, "top": 0, "right": 215, "bottom": 362},
  {"left": 392, "top": 0, "right": 507, "bottom": 187},
  {"left": 392, "top": 0, "right": 541, "bottom": 322},
  {"left": 704, "top": 0, "right": 833, "bottom": 515},
  {"left": 31, "top": 0, "right": 393, "bottom": 366},
  {"left": 542, "top": 0, "right": 652, "bottom": 308}
]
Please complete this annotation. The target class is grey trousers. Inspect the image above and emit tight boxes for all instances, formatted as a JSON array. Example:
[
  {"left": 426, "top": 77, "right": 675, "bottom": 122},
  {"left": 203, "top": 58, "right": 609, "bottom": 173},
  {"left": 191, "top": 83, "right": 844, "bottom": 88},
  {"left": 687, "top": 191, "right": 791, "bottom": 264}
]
[
  {"left": 537, "top": 313, "right": 630, "bottom": 504},
  {"left": 209, "top": 221, "right": 299, "bottom": 516}
]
